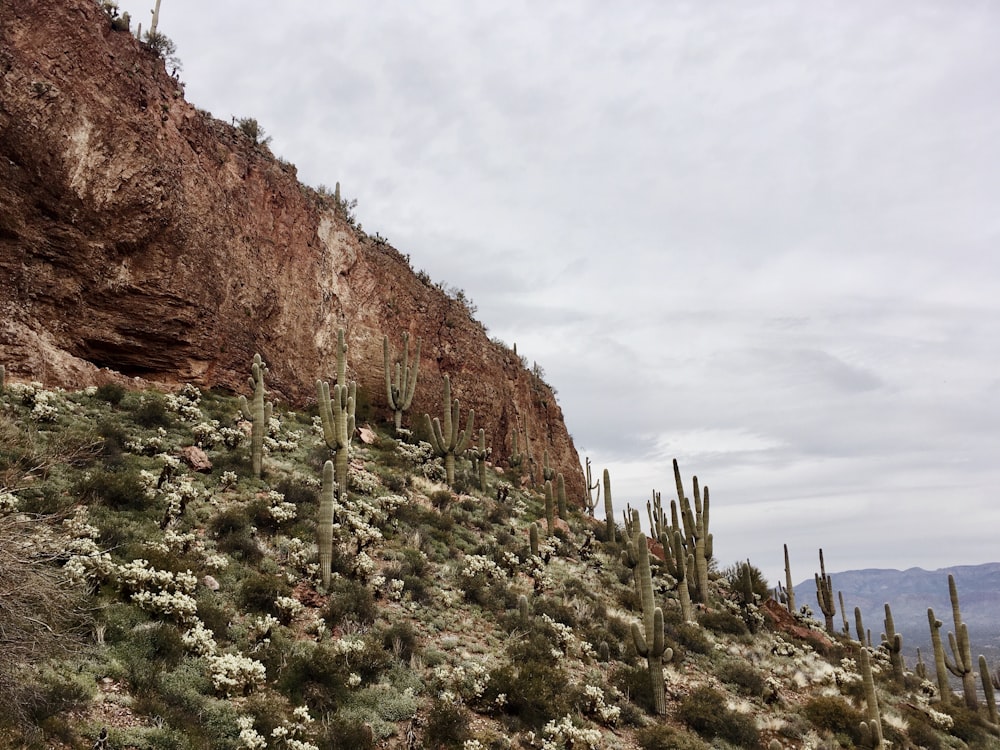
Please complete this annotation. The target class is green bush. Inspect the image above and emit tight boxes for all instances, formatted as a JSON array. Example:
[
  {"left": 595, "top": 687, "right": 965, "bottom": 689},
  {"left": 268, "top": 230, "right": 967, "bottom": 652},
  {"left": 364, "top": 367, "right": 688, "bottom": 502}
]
[
  {"left": 674, "top": 622, "right": 712, "bottom": 655},
  {"left": 941, "top": 703, "right": 991, "bottom": 745},
  {"left": 131, "top": 395, "right": 173, "bottom": 428},
  {"left": 485, "top": 631, "right": 571, "bottom": 729},
  {"left": 238, "top": 572, "right": 291, "bottom": 615},
  {"left": 424, "top": 697, "right": 470, "bottom": 748},
  {"left": 698, "top": 608, "right": 750, "bottom": 636},
  {"left": 381, "top": 621, "right": 419, "bottom": 662},
  {"left": 278, "top": 643, "right": 349, "bottom": 713},
  {"left": 800, "top": 695, "right": 863, "bottom": 745},
  {"left": 210, "top": 507, "right": 262, "bottom": 563},
  {"left": 677, "top": 686, "right": 760, "bottom": 747},
  {"left": 95, "top": 382, "right": 127, "bottom": 405},
  {"left": 323, "top": 577, "right": 377, "bottom": 627},
  {"left": 716, "top": 658, "right": 766, "bottom": 697},
  {"left": 635, "top": 724, "right": 711, "bottom": 750},
  {"left": 76, "top": 466, "right": 148, "bottom": 510},
  {"left": 317, "top": 716, "right": 375, "bottom": 750}
]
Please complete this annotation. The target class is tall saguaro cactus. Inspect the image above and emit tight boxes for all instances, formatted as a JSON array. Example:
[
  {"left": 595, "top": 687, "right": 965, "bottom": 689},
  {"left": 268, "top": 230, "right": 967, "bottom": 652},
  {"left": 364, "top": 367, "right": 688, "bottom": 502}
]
[
  {"left": 583, "top": 457, "right": 600, "bottom": 516},
  {"left": 239, "top": 354, "right": 273, "bottom": 478},
  {"left": 543, "top": 480, "right": 556, "bottom": 535},
  {"left": 383, "top": 333, "right": 420, "bottom": 432},
  {"left": 603, "top": 468, "right": 615, "bottom": 543},
  {"left": 858, "top": 648, "right": 885, "bottom": 749},
  {"left": 318, "top": 328, "right": 357, "bottom": 498},
  {"left": 424, "top": 375, "right": 474, "bottom": 488},
  {"left": 674, "top": 459, "right": 711, "bottom": 603},
  {"left": 317, "top": 460, "right": 336, "bottom": 587},
  {"left": 783, "top": 544, "right": 797, "bottom": 614},
  {"left": 815, "top": 548, "right": 837, "bottom": 633},
  {"left": 945, "top": 574, "right": 978, "bottom": 710},
  {"left": 881, "top": 603, "right": 905, "bottom": 680},
  {"left": 469, "top": 429, "right": 490, "bottom": 490},
  {"left": 630, "top": 528, "right": 672, "bottom": 715},
  {"left": 649, "top": 490, "right": 693, "bottom": 622},
  {"left": 980, "top": 655, "right": 999, "bottom": 726},
  {"left": 928, "top": 607, "right": 951, "bottom": 704}
]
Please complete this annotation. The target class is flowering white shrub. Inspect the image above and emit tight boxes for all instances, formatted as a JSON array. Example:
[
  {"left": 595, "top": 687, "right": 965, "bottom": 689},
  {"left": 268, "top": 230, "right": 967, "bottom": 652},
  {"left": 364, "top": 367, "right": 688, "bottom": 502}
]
[
  {"left": 432, "top": 661, "right": 491, "bottom": 704},
  {"left": 276, "top": 595, "right": 304, "bottom": 622},
  {"left": 117, "top": 559, "right": 198, "bottom": 622},
  {"left": 265, "top": 490, "right": 297, "bottom": 523},
  {"left": 207, "top": 652, "right": 266, "bottom": 695},
  {"left": 461, "top": 554, "right": 507, "bottom": 581},
  {"left": 394, "top": 440, "right": 435, "bottom": 464},
  {"left": 236, "top": 716, "right": 267, "bottom": 750},
  {"left": 165, "top": 391, "right": 203, "bottom": 421},
  {"left": 349, "top": 465, "right": 382, "bottom": 495},
  {"left": 538, "top": 716, "right": 603, "bottom": 749},
  {"left": 182, "top": 620, "right": 218, "bottom": 656},
  {"left": 581, "top": 685, "right": 620, "bottom": 726},
  {"left": 0, "top": 490, "right": 19, "bottom": 514}
]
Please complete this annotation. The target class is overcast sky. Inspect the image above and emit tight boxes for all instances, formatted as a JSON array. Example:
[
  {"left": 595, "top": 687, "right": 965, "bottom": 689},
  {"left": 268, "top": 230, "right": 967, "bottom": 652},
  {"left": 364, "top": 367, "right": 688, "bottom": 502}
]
[{"left": 115, "top": 0, "right": 1000, "bottom": 584}]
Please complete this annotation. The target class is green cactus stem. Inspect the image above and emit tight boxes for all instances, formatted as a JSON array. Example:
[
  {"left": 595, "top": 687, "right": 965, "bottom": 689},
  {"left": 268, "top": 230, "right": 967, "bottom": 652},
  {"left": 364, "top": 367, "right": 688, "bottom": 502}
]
[
  {"left": 783, "top": 544, "right": 796, "bottom": 614},
  {"left": 914, "top": 648, "right": 927, "bottom": 680},
  {"left": 383, "top": 333, "right": 421, "bottom": 432},
  {"left": 630, "top": 527, "right": 672, "bottom": 715},
  {"left": 318, "top": 460, "right": 336, "bottom": 588},
  {"left": 855, "top": 607, "right": 866, "bottom": 645},
  {"left": 814, "top": 548, "right": 837, "bottom": 633},
  {"left": 603, "top": 469, "right": 616, "bottom": 543},
  {"left": 529, "top": 522, "right": 540, "bottom": 558},
  {"left": 598, "top": 641, "right": 611, "bottom": 662},
  {"left": 881, "top": 603, "right": 905, "bottom": 680},
  {"left": 981, "top": 655, "right": 999, "bottom": 726},
  {"left": 238, "top": 353, "right": 273, "bottom": 478},
  {"left": 518, "top": 594, "right": 531, "bottom": 626},
  {"left": 316, "top": 327, "right": 357, "bottom": 498},
  {"left": 0, "top": 364, "right": 5, "bottom": 392},
  {"left": 469, "top": 428, "right": 490, "bottom": 491},
  {"left": 839, "top": 591, "right": 850, "bottom": 636},
  {"left": 928, "top": 607, "right": 951, "bottom": 704},
  {"left": 424, "top": 375, "right": 474, "bottom": 488},
  {"left": 650, "top": 492, "right": 693, "bottom": 623},
  {"left": 945, "top": 574, "right": 978, "bottom": 710},
  {"left": 543, "top": 480, "right": 556, "bottom": 535},
  {"left": 858, "top": 648, "right": 884, "bottom": 749},
  {"left": 556, "top": 473, "right": 567, "bottom": 519},
  {"left": 673, "top": 459, "right": 711, "bottom": 603},
  {"left": 583, "top": 457, "right": 600, "bottom": 516}
]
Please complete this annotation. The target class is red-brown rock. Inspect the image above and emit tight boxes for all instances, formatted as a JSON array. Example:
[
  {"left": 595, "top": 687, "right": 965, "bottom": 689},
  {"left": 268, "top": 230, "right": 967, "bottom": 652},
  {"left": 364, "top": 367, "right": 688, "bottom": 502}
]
[{"left": 0, "top": 0, "right": 584, "bottom": 498}]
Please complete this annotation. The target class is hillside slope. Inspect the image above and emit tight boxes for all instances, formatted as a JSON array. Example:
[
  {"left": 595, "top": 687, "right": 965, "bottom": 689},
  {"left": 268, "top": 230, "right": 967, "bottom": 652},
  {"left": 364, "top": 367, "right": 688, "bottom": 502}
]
[
  {"left": 0, "top": 0, "right": 582, "bottom": 495},
  {"left": 1, "top": 378, "right": 999, "bottom": 749}
]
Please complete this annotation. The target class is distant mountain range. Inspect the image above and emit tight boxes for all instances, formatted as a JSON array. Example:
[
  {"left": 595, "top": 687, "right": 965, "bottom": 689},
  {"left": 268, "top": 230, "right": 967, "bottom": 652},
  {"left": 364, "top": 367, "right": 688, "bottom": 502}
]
[{"left": 796, "top": 562, "right": 1000, "bottom": 669}]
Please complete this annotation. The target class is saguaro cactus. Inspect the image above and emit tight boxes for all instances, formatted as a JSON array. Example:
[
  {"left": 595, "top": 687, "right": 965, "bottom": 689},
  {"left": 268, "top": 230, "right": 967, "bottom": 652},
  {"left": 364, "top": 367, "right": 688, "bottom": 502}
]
[
  {"left": 674, "top": 459, "right": 711, "bottom": 603},
  {"left": 583, "top": 457, "right": 600, "bottom": 516},
  {"left": 529, "top": 522, "right": 540, "bottom": 558},
  {"left": 469, "top": 429, "right": 490, "bottom": 490},
  {"left": 424, "top": 375, "right": 474, "bottom": 488},
  {"left": 814, "top": 548, "right": 837, "bottom": 633},
  {"left": 542, "top": 449, "right": 555, "bottom": 482},
  {"left": 858, "top": 648, "right": 884, "bottom": 749},
  {"left": 783, "top": 544, "right": 797, "bottom": 614},
  {"left": 317, "top": 460, "right": 336, "bottom": 587},
  {"left": 603, "top": 468, "right": 615, "bottom": 543},
  {"left": 317, "top": 333, "right": 356, "bottom": 501},
  {"left": 0, "top": 364, "right": 5, "bottom": 392},
  {"left": 881, "top": 603, "right": 905, "bottom": 680},
  {"left": 556, "top": 473, "right": 567, "bottom": 519},
  {"left": 945, "top": 574, "right": 978, "bottom": 710},
  {"left": 630, "top": 528, "right": 672, "bottom": 715},
  {"left": 383, "top": 333, "right": 420, "bottom": 432},
  {"left": 928, "top": 608, "right": 952, "bottom": 704},
  {"left": 649, "top": 490, "right": 693, "bottom": 623},
  {"left": 543, "top": 481, "right": 556, "bottom": 535},
  {"left": 239, "top": 353, "right": 273, "bottom": 478},
  {"left": 980, "top": 655, "right": 999, "bottom": 726}
]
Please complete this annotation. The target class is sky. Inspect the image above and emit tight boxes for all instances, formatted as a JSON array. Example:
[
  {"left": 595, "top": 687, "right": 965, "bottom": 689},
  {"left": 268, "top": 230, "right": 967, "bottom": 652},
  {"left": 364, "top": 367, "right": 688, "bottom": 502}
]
[{"left": 113, "top": 0, "right": 1000, "bottom": 585}]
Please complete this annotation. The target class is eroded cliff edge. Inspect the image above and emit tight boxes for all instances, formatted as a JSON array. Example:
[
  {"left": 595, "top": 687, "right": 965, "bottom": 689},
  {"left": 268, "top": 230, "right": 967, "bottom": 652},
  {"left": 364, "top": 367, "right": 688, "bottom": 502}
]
[{"left": 0, "top": 0, "right": 584, "bottom": 495}]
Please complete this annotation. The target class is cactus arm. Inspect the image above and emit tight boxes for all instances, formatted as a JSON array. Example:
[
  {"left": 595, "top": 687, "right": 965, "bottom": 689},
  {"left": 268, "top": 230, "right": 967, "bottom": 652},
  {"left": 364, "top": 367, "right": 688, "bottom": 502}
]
[
  {"left": 981, "top": 655, "right": 999, "bottom": 725},
  {"left": 783, "top": 544, "right": 797, "bottom": 614},
  {"left": 603, "top": 469, "right": 615, "bottom": 543},
  {"left": 927, "top": 608, "right": 951, "bottom": 704},
  {"left": 318, "top": 460, "right": 336, "bottom": 588}
]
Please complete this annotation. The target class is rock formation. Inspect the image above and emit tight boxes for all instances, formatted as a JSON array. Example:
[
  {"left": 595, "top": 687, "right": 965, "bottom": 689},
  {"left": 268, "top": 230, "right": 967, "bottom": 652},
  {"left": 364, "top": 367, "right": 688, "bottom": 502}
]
[{"left": 0, "top": 0, "right": 583, "bottom": 495}]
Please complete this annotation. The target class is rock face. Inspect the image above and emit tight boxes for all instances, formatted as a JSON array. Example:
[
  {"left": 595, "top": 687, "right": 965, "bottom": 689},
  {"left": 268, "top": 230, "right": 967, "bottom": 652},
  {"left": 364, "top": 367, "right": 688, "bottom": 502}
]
[{"left": 0, "top": 0, "right": 584, "bottom": 496}]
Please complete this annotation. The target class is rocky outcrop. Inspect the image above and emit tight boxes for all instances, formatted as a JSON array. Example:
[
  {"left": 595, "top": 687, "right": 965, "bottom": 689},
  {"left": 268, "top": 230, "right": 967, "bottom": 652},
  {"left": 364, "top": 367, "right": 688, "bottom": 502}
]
[{"left": 0, "top": 0, "right": 583, "bottom": 496}]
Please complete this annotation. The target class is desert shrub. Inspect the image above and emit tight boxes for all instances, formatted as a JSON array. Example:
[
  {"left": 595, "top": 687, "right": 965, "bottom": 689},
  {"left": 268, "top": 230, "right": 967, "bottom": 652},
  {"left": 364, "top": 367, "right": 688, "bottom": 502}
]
[
  {"left": 381, "top": 621, "right": 419, "bottom": 662},
  {"left": 635, "top": 724, "right": 711, "bottom": 750},
  {"left": 118, "top": 623, "right": 186, "bottom": 693},
  {"left": 97, "top": 418, "right": 129, "bottom": 465},
  {"left": 722, "top": 561, "right": 770, "bottom": 600},
  {"left": 941, "top": 703, "right": 991, "bottom": 744},
  {"left": 317, "top": 716, "right": 375, "bottom": 750},
  {"left": 485, "top": 631, "right": 572, "bottom": 729},
  {"left": 210, "top": 507, "right": 262, "bottom": 563},
  {"left": 677, "top": 686, "right": 760, "bottom": 747},
  {"left": 23, "top": 662, "right": 96, "bottom": 724},
  {"left": 323, "top": 577, "right": 376, "bottom": 627},
  {"left": 699, "top": 608, "right": 750, "bottom": 636},
  {"left": 424, "top": 697, "right": 470, "bottom": 748},
  {"left": 274, "top": 476, "right": 318, "bottom": 507},
  {"left": 901, "top": 707, "right": 942, "bottom": 750},
  {"left": 610, "top": 663, "right": 655, "bottom": 714},
  {"left": 77, "top": 466, "right": 148, "bottom": 510},
  {"left": 800, "top": 695, "right": 863, "bottom": 744},
  {"left": 95, "top": 382, "right": 126, "bottom": 404},
  {"left": 238, "top": 572, "right": 290, "bottom": 615},
  {"left": 131, "top": 394, "right": 173, "bottom": 427},
  {"left": 430, "top": 489, "right": 452, "bottom": 510},
  {"left": 717, "top": 658, "right": 766, "bottom": 697},
  {"left": 533, "top": 596, "right": 579, "bottom": 629},
  {"left": 278, "top": 642, "right": 349, "bottom": 713},
  {"left": 674, "top": 622, "right": 712, "bottom": 655}
]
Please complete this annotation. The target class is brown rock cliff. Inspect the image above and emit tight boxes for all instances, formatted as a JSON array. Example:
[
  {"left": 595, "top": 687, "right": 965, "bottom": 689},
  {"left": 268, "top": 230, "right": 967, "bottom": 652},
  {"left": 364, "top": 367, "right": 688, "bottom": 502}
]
[{"left": 0, "top": 0, "right": 584, "bottom": 497}]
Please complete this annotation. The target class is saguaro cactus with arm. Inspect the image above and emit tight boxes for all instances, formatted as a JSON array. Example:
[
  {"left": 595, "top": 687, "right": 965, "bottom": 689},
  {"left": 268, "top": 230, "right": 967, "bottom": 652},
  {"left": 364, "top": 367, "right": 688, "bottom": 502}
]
[
  {"left": 881, "top": 603, "right": 905, "bottom": 680},
  {"left": 815, "top": 548, "right": 837, "bottom": 633},
  {"left": 783, "top": 544, "right": 797, "bottom": 614},
  {"left": 674, "top": 459, "right": 711, "bottom": 603},
  {"left": 424, "top": 375, "right": 474, "bottom": 488},
  {"left": 383, "top": 333, "right": 420, "bottom": 432},
  {"left": 239, "top": 354, "right": 272, "bottom": 478},
  {"left": 928, "top": 607, "right": 952, "bottom": 704},
  {"left": 583, "top": 457, "right": 600, "bottom": 516},
  {"left": 945, "top": 574, "right": 978, "bottom": 710},
  {"left": 630, "top": 528, "right": 672, "bottom": 715}
]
